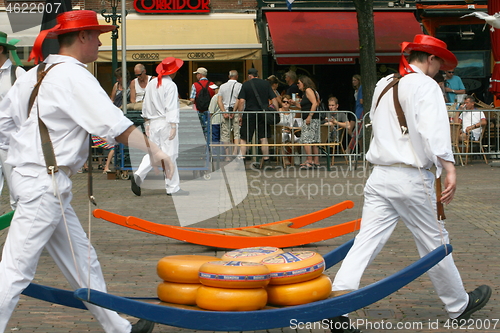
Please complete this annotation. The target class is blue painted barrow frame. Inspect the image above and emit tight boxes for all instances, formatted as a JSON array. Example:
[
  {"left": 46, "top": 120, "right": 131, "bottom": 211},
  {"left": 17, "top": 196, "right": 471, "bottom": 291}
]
[{"left": 21, "top": 240, "right": 452, "bottom": 331}]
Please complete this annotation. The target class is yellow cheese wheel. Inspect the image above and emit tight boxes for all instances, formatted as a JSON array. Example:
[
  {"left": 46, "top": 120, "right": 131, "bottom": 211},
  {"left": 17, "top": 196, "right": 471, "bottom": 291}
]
[
  {"left": 157, "top": 255, "right": 221, "bottom": 283},
  {"left": 199, "top": 261, "right": 271, "bottom": 288},
  {"left": 266, "top": 274, "right": 332, "bottom": 306},
  {"left": 261, "top": 251, "right": 325, "bottom": 285},
  {"left": 157, "top": 281, "right": 200, "bottom": 305},
  {"left": 196, "top": 286, "right": 267, "bottom": 311},
  {"left": 221, "top": 246, "right": 284, "bottom": 263}
]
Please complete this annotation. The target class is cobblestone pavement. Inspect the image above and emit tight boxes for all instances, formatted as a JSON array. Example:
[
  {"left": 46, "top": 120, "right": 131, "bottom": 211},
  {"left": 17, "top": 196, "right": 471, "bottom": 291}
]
[{"left": 1, "top": 160, "right": 499, "bottom": 333}]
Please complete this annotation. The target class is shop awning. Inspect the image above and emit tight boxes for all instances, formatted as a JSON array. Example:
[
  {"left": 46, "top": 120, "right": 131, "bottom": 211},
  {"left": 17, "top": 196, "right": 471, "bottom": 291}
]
[
  {"left": 266, "top": 11, "right": 423, "bottom": 65},
  {"left": 97, "top": 13, "right": 261, "bottom": 62}
]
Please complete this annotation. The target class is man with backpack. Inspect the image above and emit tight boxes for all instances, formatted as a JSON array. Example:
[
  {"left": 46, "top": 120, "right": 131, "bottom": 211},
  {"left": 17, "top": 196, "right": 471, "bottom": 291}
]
[
  {"left": 190, "top": 67, "right": 215, "bottom": 140},
  {"left": 0, "top": 31, "right": 25, "bottom": 211}
]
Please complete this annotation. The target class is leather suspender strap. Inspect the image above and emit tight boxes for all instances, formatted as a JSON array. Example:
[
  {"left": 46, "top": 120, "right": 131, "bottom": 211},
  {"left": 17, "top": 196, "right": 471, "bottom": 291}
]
[
  {"left": 27, "top": 62, "right": 61, "bottom": 173},
  {"left": 10, "top": 65, "right": 18, "bottom": 86},
  {"left": 392, "top": 78, "right": 408, "bottom": 134},
  {"left": 375, "top": 73, "right": 408, "bottom": 134}
]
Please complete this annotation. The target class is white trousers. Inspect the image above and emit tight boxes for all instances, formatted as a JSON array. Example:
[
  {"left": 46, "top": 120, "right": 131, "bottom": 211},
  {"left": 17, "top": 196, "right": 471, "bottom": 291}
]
[
  {"left": 0, "top": 165, "right": 131, "bottom": 333},
  {"left": 0, "top": 149, "right": 15, "bottom": 210},
  {"left": 332, "top": 165, "right": 468, "bottom": 318},
  {"left": 134, "top": 118, "right": 179, "bottom": 194}
]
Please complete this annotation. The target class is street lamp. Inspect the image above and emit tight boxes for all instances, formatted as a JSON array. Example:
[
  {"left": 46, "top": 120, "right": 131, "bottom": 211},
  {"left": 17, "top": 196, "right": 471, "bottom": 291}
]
[{"left": 101, "top": 0, "right": 127, "bottom": 75}]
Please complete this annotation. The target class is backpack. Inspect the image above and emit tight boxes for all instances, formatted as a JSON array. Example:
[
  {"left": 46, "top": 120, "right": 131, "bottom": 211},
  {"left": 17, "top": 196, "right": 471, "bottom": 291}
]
[{"left": 195, "top": 81, "right": 212, "bottom": 112}]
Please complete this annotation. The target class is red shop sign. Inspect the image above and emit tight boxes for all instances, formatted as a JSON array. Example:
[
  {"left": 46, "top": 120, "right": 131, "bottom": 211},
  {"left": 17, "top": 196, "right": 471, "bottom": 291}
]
[{"left": 134, "top": 0, "right": 210, "bottom": 13}]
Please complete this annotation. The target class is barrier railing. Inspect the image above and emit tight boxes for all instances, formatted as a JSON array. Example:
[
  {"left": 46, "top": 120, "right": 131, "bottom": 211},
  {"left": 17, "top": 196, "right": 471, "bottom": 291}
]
[
  {"left": 208, "top": 108, "right": 499, "bottom": 168},
  {"left": 209, "top": 110, "right": 359, "bottom": 170}
]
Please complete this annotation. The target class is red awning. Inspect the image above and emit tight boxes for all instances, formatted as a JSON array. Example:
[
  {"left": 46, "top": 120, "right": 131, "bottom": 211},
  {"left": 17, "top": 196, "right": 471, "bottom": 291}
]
[
  {"left": 488, "top": 0, "right": 500, "bottom": 98},
  {"left": 266, "top": 11, "right": 423, "bottom": 65}
]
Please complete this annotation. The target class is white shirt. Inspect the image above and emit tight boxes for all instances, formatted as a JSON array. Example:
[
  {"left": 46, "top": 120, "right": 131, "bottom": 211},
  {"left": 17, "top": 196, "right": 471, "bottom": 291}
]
[
  {"left": 0, "top": 59, "right": 26, "bottom": 102},
  {"left": 209, "top": 93, "right": 222, "bottom": 125},
  {"left": 218, "top": 79, "right": 242, "bottom": 110},
  {"left": 459, "top": 109, "right": 485, "bottom": 141},
  {"left": 134, "top": 75, "right": 151, "bottom": 102},
  {"left": 142, "top": 75, "right": 179, "bottom": 124},
  {"left": 0, "top": 55, "right": 132, "bottom": 174},
  {"left": 367, "top": 65, "right": 454, "bottom": 176}
]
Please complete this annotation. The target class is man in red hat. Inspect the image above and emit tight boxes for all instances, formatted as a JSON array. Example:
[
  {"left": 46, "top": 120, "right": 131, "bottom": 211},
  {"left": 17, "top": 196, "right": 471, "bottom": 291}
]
[
  {"left": 0, "top": 10, "right": 173, "bottom": 333},
  {"left": 131, "top": 57, "right": 188, "bottom": 196},
  {"left": 327, "top": 35, "right": 491, "bottom": 333}
]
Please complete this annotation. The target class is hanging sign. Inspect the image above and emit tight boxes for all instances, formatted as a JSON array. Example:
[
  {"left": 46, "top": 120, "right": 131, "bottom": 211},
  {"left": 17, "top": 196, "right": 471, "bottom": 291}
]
[{"left": 134, "top": 0, "right": 210, "bottom": 13}]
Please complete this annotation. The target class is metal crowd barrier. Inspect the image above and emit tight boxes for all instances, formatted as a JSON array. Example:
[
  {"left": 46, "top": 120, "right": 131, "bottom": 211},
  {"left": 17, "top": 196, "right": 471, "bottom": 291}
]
[{"left": 208, "top": 110, "right": 359, "bottom": 170}]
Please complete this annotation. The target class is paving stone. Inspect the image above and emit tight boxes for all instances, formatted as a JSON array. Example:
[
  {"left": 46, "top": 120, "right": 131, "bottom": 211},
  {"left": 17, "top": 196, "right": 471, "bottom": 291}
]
[{"left": 0, "top": 162, "right": 499, "bottom": 332}]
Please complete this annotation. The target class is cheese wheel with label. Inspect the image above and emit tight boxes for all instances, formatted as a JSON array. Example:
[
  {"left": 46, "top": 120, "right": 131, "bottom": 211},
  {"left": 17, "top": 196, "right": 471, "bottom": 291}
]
[
  {"left": 157, "top": 255, "right": 221, "bottom": 283},
  {"left": 221, "top": 246, "right": 284, "bottom": 263},
  {"left": 196, "top": 286, "right": 268, "bottom": 311},
  {"left": 199, "top": 261, "right": 271, "bottom": 288},
  {"left": 266, "top": 274, "right": 332, "bottom": 306},
  {"left": 157, "top": 281, "right": 200, "bottom": 305},
  {"left": 261, "top": 251, "right": 325, "bottom": 285}
]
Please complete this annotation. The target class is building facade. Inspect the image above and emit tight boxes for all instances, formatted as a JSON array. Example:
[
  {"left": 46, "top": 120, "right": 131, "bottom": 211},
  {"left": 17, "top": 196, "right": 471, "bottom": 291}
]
[{"left": 0, "top": 0, "right": 493, "bottom": 104}]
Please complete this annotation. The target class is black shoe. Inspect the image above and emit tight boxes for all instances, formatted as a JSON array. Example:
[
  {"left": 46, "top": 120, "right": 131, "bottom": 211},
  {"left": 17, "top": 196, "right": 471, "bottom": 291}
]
[
  {"left": 131, "top": 318, "right": 154, "bottom": 333},
  {"left": 130, "top": 177, "right": 141, "bottom": 196},
  {"left": 167, "top": 189, "right": 190, "bottom": 196},
  {"left": 328, "top": 316, "right": 361, "bottom": 333},
  {"left": 454, "top": 285, "right": 492, "bottom": 321},
  {"left": 260, "top": 158, "right": 273, "bottom": 170}
]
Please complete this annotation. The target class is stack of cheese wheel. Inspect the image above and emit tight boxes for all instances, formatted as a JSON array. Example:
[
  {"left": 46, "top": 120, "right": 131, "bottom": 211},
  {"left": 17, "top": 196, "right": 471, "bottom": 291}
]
[
  {"left": 261, "top": 251, "right": 332, "bottom": 306},
  {"left": 156, "top": 255, "right": 220, "bottom": 305},
  {"left": 221, "top": 246, "right": 284, "bottom": 263},
  {"left": 197, "top": 260, "right": 270, "bottom": 311}
]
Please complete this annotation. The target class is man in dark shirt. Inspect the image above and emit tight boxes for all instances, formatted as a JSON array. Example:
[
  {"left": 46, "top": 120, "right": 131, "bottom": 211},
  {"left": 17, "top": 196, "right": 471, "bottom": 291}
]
[
  {"left": 237, "top": 68, "right": 278, "bottom": 164},
  {"left": 285, "top": 70, "right": 301, "bottom": 99}
]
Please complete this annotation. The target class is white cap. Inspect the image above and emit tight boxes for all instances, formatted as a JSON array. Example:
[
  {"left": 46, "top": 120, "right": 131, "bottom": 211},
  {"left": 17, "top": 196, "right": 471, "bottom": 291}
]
[{"left": 193, "top": 67, "right": 208, "bottom": 76}]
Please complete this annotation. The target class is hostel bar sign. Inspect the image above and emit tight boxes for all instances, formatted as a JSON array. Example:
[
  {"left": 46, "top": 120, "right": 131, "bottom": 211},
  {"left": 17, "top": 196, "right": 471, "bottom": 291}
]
[{"left": 134, "top": 0, "right": 210, "bottom": 13}]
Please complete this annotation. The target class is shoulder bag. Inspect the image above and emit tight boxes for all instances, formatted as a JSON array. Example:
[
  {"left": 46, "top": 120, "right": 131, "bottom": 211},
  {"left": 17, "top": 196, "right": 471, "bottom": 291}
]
[{"left": 249, "top": 79, "right": 279, "bottom": 125}]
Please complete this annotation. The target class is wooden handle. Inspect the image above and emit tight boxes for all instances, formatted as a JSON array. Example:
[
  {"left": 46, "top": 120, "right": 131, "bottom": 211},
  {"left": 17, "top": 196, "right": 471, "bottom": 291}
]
[{"left": 435, "top": 177, "right": 446, "bottom": 220}]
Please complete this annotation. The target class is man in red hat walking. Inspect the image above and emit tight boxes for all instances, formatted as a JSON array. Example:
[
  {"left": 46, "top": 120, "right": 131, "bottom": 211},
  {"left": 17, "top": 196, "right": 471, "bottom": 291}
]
[
  {"left": 131, "top": 57, "right": 188, "bottom": 196},
  {"left": 327, "top": 35, "right": 491, "bottom": 333},
  {"left": 0, "top": 10, "right": 173, "bottom": 333}
]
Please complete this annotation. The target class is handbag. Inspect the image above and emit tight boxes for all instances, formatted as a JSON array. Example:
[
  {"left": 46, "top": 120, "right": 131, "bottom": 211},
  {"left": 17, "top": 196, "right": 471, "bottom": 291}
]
[{"left": 249, "top": 79, "right": 279, "bottom": 125}]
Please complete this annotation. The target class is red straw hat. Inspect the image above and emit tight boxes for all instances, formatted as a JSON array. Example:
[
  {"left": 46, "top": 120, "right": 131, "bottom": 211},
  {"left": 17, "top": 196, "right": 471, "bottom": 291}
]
[
  {"left": 156, "top": 57, "right": 184, "bottom": 87},
  {"left": 29, "top": 10, "right": 116, "bottom": 64},
  {"left": 399, "top": 34, "right": 458, "bottom": 76}
]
